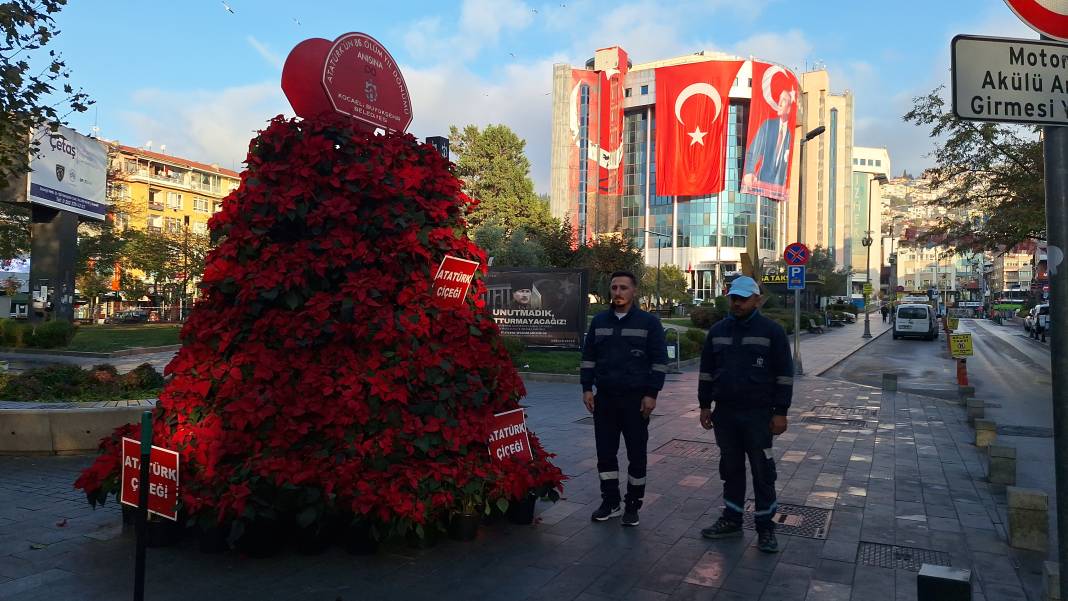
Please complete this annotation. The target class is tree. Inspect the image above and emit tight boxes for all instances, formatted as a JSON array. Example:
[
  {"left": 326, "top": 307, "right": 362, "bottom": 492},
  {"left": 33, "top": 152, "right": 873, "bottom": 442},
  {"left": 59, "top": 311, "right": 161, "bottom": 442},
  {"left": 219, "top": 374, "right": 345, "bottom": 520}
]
[
  {"left": 805, "top": 246, "right": 850, "bottom": 301},
  {"left": 641, "top": 264, "right": 689, "bottom": 307},
  {"left": 577, "top": 232, "right": 645, "bottom": 302},
  {"left": 76, "top": 225, "right": 126, "bottom": 319},
  {"left": 527, "top": 214, "right": 577, "bottom": 268},
  {"left": 448, "top": 124, "right": 554, "bottom": 231},
  {"left": 903, "top": 87, "right": 1044, "bottom": 253},
  {"left": 121, "top": 229, "right": 179, "bottom": 297},
  {"left": 472, "top": 221, "right": 545, "bottom": 268}
]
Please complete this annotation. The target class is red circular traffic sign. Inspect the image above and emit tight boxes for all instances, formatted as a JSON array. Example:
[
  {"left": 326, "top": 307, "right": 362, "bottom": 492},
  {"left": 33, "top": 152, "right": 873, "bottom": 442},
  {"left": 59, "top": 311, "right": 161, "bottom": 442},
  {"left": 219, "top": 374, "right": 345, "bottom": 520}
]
[
  {"left": 1005, "top": 0, "right": 1068, "bottom": 42},
  {"left": 784, "top": 242, "right": 810, "bottom": 266}
]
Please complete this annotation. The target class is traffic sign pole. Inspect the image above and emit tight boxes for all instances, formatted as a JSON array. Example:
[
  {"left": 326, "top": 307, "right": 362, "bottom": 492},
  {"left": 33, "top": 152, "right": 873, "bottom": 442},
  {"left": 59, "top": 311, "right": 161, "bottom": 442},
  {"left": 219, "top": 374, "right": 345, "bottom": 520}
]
[
  {"left": 134, "top": 411, "right": 151, "bottom": 601},
  {"left": 785, "top": 243, "right": 810, "bottom": 377}
]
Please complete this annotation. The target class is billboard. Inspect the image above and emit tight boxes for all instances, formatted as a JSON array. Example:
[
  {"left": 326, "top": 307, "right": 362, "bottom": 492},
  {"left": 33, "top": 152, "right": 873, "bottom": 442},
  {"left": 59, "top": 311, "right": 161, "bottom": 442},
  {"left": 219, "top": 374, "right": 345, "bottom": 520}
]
[
  {"left": 27, "top": 125, "right": 108, "bottom": 220},
  {"left": 486, "top": 269, "right": 587, "bottom": 349}
]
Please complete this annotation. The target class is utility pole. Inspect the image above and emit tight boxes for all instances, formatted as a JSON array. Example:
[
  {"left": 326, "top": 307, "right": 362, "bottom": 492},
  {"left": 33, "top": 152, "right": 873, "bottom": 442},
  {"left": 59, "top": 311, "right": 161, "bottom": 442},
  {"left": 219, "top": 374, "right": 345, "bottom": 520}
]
[
  {"left": 643, "top": 230, "right": 670, "bottom": 313},
  {"left": 794, "top": 126, "right": 826, "bottom": 376}
]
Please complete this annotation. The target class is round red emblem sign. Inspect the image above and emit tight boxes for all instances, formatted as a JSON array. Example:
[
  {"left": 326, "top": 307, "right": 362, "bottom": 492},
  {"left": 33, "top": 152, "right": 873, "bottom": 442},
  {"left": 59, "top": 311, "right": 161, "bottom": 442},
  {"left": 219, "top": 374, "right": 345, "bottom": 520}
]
[
  {"left": 1005, "top": 0, "right": 1068, "bottom": 42},
  {"left": 321, "top": 32, "right": 413, "bottom": 132}
]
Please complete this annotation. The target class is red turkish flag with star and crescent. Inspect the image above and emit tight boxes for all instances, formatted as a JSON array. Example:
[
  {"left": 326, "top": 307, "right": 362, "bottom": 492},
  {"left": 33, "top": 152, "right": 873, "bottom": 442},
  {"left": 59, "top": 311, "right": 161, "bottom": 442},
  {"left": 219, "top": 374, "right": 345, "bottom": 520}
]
[{"left": 654, "top": 60, "right": 743, "bottom": 196}]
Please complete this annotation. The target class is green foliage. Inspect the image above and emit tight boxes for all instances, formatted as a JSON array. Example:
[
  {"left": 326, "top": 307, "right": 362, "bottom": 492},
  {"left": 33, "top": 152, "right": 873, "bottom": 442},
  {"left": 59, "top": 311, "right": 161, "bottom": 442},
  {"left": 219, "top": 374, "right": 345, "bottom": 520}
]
[
  {"left": 499, "top": 336, "right": 526, "bottom": 361},
  {"left": 121, "top": 362, "right": 165, "bottom": 390},
  {"left": 475, "top": 223, "right": 544, "bottom": 267},
  {"left": 578, "top": 233, "right": 645, "bottom": 302},
  {"left": 689, "top": 306, "right": 724, "bottom": 329},
  {"left": 17, "top": 320, "right": 77, "bottom": 348},
  {"left": 0, "top": 362, "right": 164, "bottom": 401},
  {"left": 904, "top": 86, "right": 1045, "bottom": 251},
  {"left": 514, "top": 351, "right": 581, "bottom": 374},
  {"left": 641, "top": 264, "right": 690, "bottom": 307},
  {"left": 0, "top": 0, "right": 93, "bottom": 258},
  {"left": 684, "top": 328, "right": 706, "bottom": 345},
  {"left": 0, "top": 318, "right": 20, "bottom": 345}
]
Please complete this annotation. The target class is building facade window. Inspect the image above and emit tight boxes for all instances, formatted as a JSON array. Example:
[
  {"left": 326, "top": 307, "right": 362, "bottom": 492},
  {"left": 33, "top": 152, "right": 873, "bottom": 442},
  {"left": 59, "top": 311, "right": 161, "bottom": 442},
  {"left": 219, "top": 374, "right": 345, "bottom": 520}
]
[
  {"left": 827, "top": 108, "right": 838, "bottom": 262},
  {"left": 577, "top": 83, "right": 591, "bottom": 242},
  {"left": 164, "top": 216, "right": 181, "bottom": 233},
  {"left": 191, "top": 221, "right": 208, "bottom": 235},
  {"left": 148, "top": 189, "right": 163, "bottom": 211},
  {"left": 193, "top": 196, "right": 210, "bottom": 213},
  {"left": 167, "top": 192, "right": 183, "bottom": 210},
  {"left": 621, "top": 111, "right": 647, "bottom": 248},
  {"left": 625, "top": 88, "right": 632, "bottom": 98},
  {"left": 640, "top": 84, "right": 649, "bottom": 95},
  {"left": 147, "top": 215, "right": 162, "bottom": 232}
]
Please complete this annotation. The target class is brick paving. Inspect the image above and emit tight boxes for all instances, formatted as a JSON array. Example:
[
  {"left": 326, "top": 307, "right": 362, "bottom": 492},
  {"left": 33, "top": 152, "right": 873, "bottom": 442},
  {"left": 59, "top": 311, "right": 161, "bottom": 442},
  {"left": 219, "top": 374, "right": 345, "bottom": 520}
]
[{"left": 0, "top": 320, "right": 1036, "bottom": 600}]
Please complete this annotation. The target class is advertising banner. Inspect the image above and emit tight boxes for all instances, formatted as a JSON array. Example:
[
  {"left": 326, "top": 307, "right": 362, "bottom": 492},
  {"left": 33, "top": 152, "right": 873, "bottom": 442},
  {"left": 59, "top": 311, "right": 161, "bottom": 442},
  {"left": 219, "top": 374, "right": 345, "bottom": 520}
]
[
  {"left": 28, "top": 125, "right": 108, "bottom": 220},
  {"left": 486, "top": 268, "right": 586, "bottom": 349},
  {"left": 740, "top": 61, "right": 800, "bottom": 201},
  {"left": 488, "top": 408, "right": 533, "bottom": 463},
  {"left": 120, "top": 438, "right": 180, "bottom": 521},
  {"left": 654, "top": 60, "right": 744, "bottom": 196},
  {"left": 433, "top": 255, "right": 480, "bottom": 308}
]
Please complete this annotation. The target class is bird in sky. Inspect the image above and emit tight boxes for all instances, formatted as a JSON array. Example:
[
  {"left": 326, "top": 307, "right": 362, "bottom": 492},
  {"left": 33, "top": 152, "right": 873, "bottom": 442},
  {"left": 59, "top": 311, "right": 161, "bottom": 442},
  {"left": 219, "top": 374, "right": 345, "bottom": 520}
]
[
  {"left": 221, "top": 1, "right": 234, "bottom": 13},
  {"left": 293, "top": 17, "right": 301, "bottom": 26},
  {"left": 531, "top": 8, "right": 538, "bottom": 13}
]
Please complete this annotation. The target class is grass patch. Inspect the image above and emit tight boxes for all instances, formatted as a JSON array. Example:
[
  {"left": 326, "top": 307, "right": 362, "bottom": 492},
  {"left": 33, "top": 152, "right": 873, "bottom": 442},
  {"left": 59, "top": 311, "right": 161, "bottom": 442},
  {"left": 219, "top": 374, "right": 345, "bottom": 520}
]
[
  {"left": 515, "top": 350, "right": 581, "bottom": 374},
  {"left": 66, "top": 324, "right": 182, "bottom": 353}
]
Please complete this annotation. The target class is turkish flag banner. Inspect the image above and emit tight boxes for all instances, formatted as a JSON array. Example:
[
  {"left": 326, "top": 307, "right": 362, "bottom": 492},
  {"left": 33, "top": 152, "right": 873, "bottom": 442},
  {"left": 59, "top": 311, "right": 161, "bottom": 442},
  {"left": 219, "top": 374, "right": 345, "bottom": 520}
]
[
  {"left": 596, "top": 47, "right": 628, "bottom": 197},
  {"left": 654, "top": 60, "right": 744, "bottom": 196},
  {"left": 740, "top": 61, "right": 800, "bottom": 202}
]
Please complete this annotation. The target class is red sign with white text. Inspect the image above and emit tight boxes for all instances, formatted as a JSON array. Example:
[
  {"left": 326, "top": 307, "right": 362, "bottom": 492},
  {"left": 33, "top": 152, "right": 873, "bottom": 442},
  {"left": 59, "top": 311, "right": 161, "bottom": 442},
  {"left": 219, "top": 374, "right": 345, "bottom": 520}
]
[
  {"left": 488, "top": 408, "right": 533, "bottom": 462},
  {"left": 120, "top": 437, "right": 180, "bottom": 521},
  {"left": 322, "top": 32, "right": 413, "bottom": 132},
  {"left": 741, "top": 61, "right": 800, "bottom": 202},
  {"left": 433, "top": 255, "right": 479, "bottom": 308},
  {"left": 654, "top": 60, "right": 744, "bottom": 196}
]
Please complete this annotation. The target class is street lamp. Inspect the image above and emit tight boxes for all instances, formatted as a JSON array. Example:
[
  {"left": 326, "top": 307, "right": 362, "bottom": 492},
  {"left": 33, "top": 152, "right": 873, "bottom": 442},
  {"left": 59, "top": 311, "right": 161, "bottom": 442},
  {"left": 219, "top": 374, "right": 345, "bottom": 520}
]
[
  {"left": 794, "top": 125, "right": 826, "bottom": 376},
  {"left": 862, "top": 173, "right": 889, "bottom": 338},
  {"left": 642, "top": 229, "right": 670, "bottom": 313}
]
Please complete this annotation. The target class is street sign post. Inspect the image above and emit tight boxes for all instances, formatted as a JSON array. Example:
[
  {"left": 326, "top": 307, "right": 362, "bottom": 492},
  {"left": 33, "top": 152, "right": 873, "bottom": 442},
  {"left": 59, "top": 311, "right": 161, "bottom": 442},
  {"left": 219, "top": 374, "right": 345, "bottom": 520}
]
[
  {"left": 952, "top": 34, "right": 1068, "bottom": 126},
  {"left": 786, "top": 242, "right": 809, "bottom": 376},
  {"left": 787, "top": 266, "right": 806, "bottom": 290}
]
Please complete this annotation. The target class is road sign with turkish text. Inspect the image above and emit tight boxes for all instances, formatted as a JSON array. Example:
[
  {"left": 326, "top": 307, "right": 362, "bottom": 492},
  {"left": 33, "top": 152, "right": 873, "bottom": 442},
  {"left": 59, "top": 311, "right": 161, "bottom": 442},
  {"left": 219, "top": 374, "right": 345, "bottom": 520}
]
[
  {"left": 950, "top": 333, "right": 974, "bottom": 358},
  {"left": 863, "top": 282, "right": 873, "bottom": 295},
  {"left": 784, "top": 242, "right": 811, "bottom": 266},
  {"left": 1004, "top": 0, "right": 1068, "bottom": 42},
  {"left": 787, "top": 266, "right": 805, "bottom": 290},
  {"left": 120, "top": 438, "right": 180, "bottom": 521}
]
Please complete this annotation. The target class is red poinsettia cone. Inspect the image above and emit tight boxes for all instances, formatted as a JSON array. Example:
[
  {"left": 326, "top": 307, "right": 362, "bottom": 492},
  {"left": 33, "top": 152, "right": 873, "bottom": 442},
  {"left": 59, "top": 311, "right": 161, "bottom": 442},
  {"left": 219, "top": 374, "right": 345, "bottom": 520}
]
[{"left": 76, "top": 114, "right": 563, "bottom": 538}]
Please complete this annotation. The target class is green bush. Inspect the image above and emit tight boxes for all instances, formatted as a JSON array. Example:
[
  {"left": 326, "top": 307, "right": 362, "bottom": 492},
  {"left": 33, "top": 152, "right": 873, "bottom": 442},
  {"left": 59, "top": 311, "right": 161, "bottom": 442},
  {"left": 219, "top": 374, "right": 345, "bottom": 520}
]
[
  {"left": 690, "top": 306, "right": 724, "bottom": 329},
  {"left": 499, "top": 336, "right": 526, "bottom": 361},
  {"left": 680, "top": 335, "right": 702, "bottom": 360},
  {"left": 0, "top": 319, "right": 22, "bottom": 346},
  {"left": 0, "top": 362, "right": 165, "bottom": 402},
  {"left": 684, "top": 328, "right": 706, "bottom": 345},
  {"left": 1, "top": 364, "right": 87, "bottom": 401},
  {"left": 21, "top": 320, "right": 78, "bottom": 348},
  {"left": 588, "top": 303, "right": 608, "bottom": 315},
  {"left": 120, "top": 363, "right": 166, "bottom": 391}
]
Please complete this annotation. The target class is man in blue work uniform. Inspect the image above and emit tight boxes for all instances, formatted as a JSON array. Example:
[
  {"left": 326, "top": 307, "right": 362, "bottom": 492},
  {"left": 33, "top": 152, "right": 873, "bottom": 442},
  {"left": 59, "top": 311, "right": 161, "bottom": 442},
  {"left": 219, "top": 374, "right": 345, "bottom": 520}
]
[
  {"left": 697, "top": 276, "right": 793, "bottom": 553},
  {"left": 581, "top": 270, "right": 668, "bottom": 527}
]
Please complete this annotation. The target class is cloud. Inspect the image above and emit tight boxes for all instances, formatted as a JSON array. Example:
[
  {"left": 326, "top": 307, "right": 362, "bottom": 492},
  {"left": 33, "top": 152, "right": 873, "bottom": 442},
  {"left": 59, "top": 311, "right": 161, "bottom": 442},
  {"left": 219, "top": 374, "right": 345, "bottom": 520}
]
[
  {"left": 402, "top": 0, "right": 533, "bottom": 63},
  {"left": 246, "top": 35, "right": 283, "bottom": 71},
  {"left": 729, "top": 30, "right": 814, "bottom": 72},
  {"left": 403, "top": 56, "right": 563, "bottom": 192},
  {"left": 120, "top": 83, "right": 290, "bottom": 172}
]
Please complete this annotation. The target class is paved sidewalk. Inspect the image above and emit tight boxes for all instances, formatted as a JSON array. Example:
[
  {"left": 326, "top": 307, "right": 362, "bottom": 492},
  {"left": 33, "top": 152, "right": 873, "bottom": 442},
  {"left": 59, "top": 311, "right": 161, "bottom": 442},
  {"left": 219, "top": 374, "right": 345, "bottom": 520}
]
[{"left": 0, "top": 316, "right": 1027, "bottom": 601}]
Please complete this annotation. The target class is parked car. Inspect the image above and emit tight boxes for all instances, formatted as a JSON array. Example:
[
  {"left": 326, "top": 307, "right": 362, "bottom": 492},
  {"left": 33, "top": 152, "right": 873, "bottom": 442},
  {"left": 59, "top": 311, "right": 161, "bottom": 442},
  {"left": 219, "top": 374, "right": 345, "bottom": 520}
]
[
  {"left": 1028, "top": 304, "right": 1050, "bottom": 342},
  {"left": 107, "top": 310, "right": 149, "bottom": 324},
  {"left": 892, "top": 303, "right": 938, "bottom": 341}
]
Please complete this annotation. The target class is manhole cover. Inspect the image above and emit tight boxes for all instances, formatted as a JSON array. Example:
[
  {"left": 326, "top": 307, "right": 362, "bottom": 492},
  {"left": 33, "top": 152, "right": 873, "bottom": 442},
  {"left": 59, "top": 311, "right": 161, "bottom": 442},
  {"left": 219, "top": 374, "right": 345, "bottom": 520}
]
[
  {"left": 858, "top": 542, "right": 951, "bottom": 572},
  {"left": 741, "top": 501, "right": 831, "bottom": 539},
  {"left": 799, "top": 416, "right": 872, "bottom": 428},
  {"left": 997, "top": 425, "right": 1053, "bottom": 438},
  {"left": 810, "top": 406, "right": 880, "bottom": 419},
  {"left": 652, "top": 439, "right": 720, "bottom": 460}
]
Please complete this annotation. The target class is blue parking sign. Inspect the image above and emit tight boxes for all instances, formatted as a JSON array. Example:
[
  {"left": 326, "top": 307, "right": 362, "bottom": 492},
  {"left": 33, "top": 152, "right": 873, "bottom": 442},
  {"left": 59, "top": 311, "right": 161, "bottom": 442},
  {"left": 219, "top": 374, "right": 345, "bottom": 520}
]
[{"left": 787, "top": 265, "right": 805, "bottom": 290}]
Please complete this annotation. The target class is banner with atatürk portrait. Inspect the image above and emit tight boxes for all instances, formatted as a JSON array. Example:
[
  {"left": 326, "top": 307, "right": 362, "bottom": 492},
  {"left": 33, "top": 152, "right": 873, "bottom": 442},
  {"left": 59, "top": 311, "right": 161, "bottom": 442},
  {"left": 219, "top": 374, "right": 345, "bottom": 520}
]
[
  {"left": 740, "top": 61, "right": 800, "bottom": 202},
  {"left": 486, "top": 269, "right": 587, "bottom": 349}
]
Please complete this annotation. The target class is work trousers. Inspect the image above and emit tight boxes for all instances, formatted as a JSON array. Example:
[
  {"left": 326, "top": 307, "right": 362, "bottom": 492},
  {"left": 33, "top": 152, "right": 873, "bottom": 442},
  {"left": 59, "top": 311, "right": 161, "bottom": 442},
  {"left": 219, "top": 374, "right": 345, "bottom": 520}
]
[
  {"left": 713, "top": 406, "right": 778, "bottom": 531},
  {"left": 593, "top": 392, "right": 648, "bottom": 508}
]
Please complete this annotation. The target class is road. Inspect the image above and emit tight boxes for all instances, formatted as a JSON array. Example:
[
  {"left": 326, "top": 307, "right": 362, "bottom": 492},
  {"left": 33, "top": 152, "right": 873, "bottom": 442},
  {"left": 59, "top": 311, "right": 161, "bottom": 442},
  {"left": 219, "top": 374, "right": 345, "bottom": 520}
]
[{"left": 824, "top": 317, "right": 1056, "bottom": 552}]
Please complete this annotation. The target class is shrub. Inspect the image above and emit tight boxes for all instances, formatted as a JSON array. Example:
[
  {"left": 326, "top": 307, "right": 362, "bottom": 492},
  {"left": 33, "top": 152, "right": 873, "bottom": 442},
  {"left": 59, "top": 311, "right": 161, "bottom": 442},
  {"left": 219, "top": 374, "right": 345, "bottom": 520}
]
[
  {"left": 684, "top": 328, "right": 706, "bottom": 345},
  {"left": 23, "top": 321, "right": 77, "bottom": 348},
  {"left": 690, "top": 306, "right": 724, "bottom": 329},
  {"left": 120, "top": 363, "right": 165, "bottom": 392},
  {"left": 499, "top": 336, "right": 526, "bottom": 361},
  {"left": 0, "top": 362, "right": 165, "bottom": 402}
]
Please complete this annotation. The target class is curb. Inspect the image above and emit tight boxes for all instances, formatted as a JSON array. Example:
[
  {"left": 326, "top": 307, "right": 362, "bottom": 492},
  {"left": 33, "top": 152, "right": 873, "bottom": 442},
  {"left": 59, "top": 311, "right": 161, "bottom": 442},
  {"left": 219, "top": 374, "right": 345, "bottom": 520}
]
[
  {"left": 0, "top": 344, "right": 182, "bottom": 359},
  {"left": 815, "top": 326, "right": 893, "bottom": 377},
  {"left": 0, "top": 403, "right": 154, "bottom": 455},
  {"left": 519, "top": 372, "right": 580, "bottom": 384}
]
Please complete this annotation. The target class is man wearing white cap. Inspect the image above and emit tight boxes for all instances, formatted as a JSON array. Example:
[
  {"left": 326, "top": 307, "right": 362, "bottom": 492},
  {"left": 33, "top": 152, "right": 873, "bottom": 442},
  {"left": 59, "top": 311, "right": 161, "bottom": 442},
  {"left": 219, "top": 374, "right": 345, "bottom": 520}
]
[{"left": 696, "top": 275, "right": 793, "bottom": 553}]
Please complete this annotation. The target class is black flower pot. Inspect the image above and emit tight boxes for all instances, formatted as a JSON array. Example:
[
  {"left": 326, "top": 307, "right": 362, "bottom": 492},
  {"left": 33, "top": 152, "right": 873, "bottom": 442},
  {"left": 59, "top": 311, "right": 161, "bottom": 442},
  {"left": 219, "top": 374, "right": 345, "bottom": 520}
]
[
  {"left": 406, "top": 526, "right": 439, "bottom": 550},
  {"left": 145, "top": 517, "right": 182, "bottom": 547},
  {"left": 344, "top": 520, "right": 379, "bottom": 555},
  {"left": 294, "top": 523, "right": 333, "bottom": 555},
  {"left": 197, "top": 524, "right": 229, "bottom": 554},
  {"left": 506, "top": 495, "right": 537, "bottom": 525},
  {"left": 449, "top": 513, "right": 480, "bottom": 541},
  {"left": 235, "top": 518, "right": 283, "bottom": 558}
]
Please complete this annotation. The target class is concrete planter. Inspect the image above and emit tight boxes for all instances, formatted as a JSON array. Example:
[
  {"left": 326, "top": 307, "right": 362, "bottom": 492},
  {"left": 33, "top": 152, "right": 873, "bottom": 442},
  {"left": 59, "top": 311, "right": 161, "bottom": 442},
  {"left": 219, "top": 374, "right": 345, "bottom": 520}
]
[{"left": 0, "top": 405, "right": 149, "bottom": 455}]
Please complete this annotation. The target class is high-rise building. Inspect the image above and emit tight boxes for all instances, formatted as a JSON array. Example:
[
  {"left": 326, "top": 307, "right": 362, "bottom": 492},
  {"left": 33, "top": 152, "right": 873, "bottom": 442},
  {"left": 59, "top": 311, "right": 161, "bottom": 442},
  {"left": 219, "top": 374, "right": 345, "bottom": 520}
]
[
  {"left": 550, "top": 47, "right": 857, "bottom": 300},
  {"left": 851, "top": 146, "right": 890, "bottom": 295}
]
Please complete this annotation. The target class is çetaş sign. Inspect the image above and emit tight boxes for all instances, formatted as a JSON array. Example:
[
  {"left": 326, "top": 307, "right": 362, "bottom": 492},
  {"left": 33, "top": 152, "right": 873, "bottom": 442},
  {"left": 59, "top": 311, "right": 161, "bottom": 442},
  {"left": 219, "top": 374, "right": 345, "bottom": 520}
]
[
  {"left": 28, "top": 125, "right": 107, "bottom": 220},
  {"left": 952, "top": 34, "right": 1068, "bottom": 126}
]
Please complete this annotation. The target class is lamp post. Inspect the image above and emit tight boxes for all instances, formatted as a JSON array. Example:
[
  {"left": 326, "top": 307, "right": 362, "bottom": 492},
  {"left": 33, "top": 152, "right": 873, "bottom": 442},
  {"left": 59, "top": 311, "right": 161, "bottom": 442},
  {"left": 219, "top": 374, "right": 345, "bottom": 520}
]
[
  {"left": 642, "top": 229, "right": 670, "bottom": 312},
  {"left": 793, "top": 125, "right": 826, "bottom": 376},
  {"left": 862, "top": 174, "right": 889, "bottom": 339}
]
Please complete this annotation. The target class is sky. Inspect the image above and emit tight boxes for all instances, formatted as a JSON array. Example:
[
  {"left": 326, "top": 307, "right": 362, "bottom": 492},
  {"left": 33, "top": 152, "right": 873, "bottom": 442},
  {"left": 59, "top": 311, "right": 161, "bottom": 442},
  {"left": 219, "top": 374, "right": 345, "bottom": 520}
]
[{"left": 47, "top": 0, "right": 1038, "bottom": 192}]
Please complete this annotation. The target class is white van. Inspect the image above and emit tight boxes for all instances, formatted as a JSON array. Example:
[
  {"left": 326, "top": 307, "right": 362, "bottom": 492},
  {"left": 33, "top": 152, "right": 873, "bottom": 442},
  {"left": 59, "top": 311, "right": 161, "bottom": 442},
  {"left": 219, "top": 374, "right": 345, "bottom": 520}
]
[{"left": 893, "top": 303, "right": 938, "bottom": 341}]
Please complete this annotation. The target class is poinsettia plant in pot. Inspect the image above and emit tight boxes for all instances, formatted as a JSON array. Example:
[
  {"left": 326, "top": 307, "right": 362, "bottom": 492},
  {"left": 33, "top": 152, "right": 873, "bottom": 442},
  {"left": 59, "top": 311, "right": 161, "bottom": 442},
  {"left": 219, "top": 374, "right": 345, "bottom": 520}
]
[{"left": 74, "top": 112, "right": 564, "bottom": 550}]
